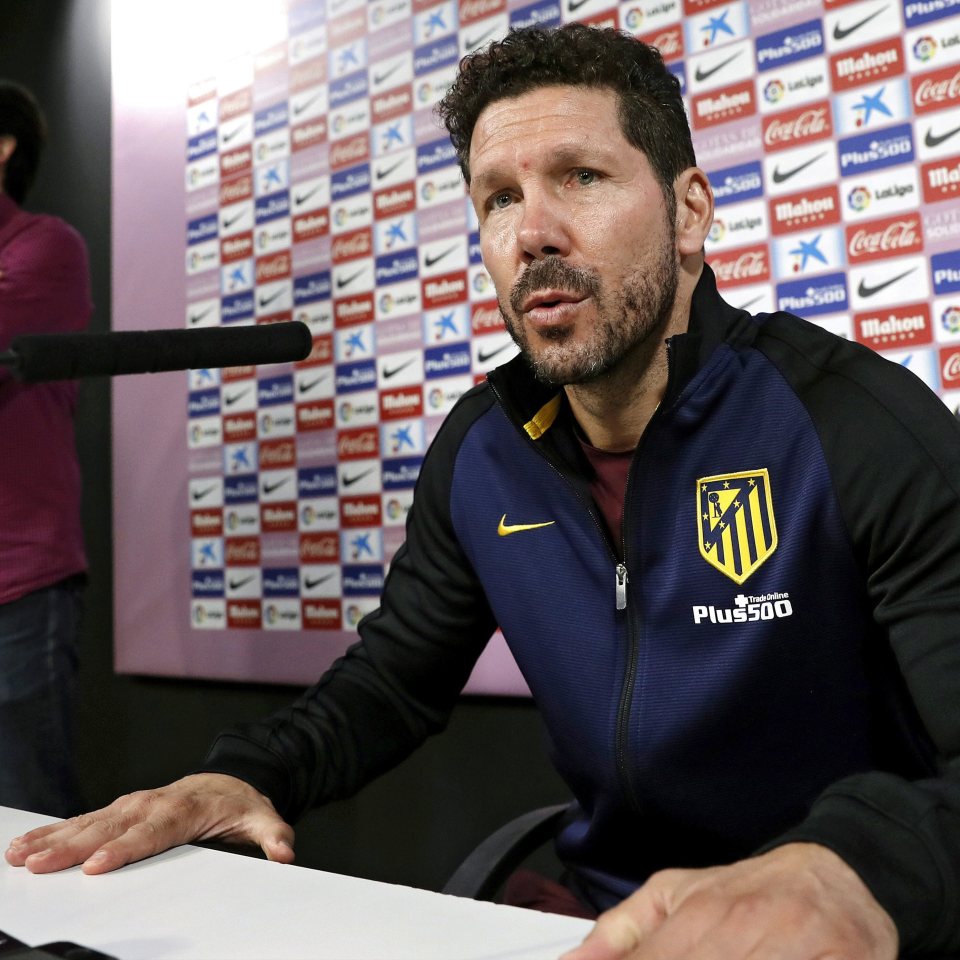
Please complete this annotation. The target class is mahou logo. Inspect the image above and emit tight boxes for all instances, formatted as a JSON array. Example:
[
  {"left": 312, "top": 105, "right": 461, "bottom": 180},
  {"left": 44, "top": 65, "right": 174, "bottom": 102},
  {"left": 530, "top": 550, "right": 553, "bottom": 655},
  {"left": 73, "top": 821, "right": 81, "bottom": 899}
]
[
  {"left": 855, "top": 303, "right": 932, "bottom": 350},
  {"left": 846, "top": 214, "right": 923, "bottom": 263},
  {"left": 762, "top": 103, "right": 832, "bottom": 152},
  {"left": 709, "top": 243, "right": 770, "bottom": 286},
  {"left": 912, "top": 65, "right": 960, "bottom": 115}
]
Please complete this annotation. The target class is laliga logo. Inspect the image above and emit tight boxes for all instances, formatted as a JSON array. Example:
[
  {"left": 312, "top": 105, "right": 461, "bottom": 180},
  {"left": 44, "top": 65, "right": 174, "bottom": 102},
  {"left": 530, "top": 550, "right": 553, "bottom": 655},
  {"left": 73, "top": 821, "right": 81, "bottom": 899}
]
[
  {"left": 472, "top": 271, "right": 491, "bottom": 295},
  {"left": 379, "top": 292, "right": 394, "bottom": 313},
  {"left": 300, "top": 504, "right": 316, "bottom": 525},
  {"left": 191, "top": 424, "right": 204, "bottom": 444},
  {"left": 428, "top": 386, "right": 445, "bottom": 409},
  {"left": 914, "top": 36, "right": 937, "bottom": 62},
  {"left": 386, "top": 498, "right": 404, "bottom": 521},
  {"left": 193, "top": 605, "right": 207, "bottom": 626},
  {"left": 339, "top": 400, "right": 354, "bottom": 421},
  {"left": 257, "top": 142, "right": 270, "bottom": 162},
  {"left": 708, "top": 220, "right": 726, "bottom": 244},
  {"left": 763, "top": 79, "right": 785, "bottom": 104},
  {"left": 346, "top": 603, "right": 364, "bottom": 627},
  {"left": 371, "top": 4, "right": 385, "bottom": 24},
  {"left": 417, "top": 81, "right": 433, "bottom": 104},
  {"left": 847, "top": 185, "right": 871, "bottom": 212},
  {"left": 265, "top": 604, "right": 279, "bottom": 626},
  {"left": 257, "top": 230, "right": 270, "bottom": 250},
  {"left": 260, "top": 412, "right": 274, "bottom": 433},
  {"left": 624, "top": 7, "right": 644, "bottom": 30},
  {"left": 334, "top": 205, "right": 349, "bottom": 227},
  {"left": 333, "top": 114, "right": 346, "bottom": 134},
  {"left": 226, "top": 511, "right": 240, "bottom": 532},
  {"left": 943, "top": 306, "right": 960, "bottom": 335},
  {"left": 421, "top": 181, "right": 437, "bottom": 202}
]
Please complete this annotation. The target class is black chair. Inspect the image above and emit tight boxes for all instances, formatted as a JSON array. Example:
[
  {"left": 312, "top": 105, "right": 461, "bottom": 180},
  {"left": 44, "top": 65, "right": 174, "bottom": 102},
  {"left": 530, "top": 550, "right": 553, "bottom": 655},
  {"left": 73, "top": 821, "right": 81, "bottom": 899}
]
[{"left": 442, "top": 802, "right": 570, "bottom": 901}]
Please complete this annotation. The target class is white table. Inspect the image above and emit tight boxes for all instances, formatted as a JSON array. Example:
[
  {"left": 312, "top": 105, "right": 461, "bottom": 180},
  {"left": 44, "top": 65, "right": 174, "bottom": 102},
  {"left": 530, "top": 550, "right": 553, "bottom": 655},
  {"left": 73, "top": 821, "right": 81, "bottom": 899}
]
[{"left": 0, "top": 806, "right": 593, "bottom": 960}]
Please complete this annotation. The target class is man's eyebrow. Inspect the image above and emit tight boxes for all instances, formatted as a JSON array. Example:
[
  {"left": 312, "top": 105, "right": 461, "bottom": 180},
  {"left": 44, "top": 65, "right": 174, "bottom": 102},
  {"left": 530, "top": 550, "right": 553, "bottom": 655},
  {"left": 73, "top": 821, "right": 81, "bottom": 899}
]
[{"left": 470, "top": 142, "right": 613, "bottom": 196}]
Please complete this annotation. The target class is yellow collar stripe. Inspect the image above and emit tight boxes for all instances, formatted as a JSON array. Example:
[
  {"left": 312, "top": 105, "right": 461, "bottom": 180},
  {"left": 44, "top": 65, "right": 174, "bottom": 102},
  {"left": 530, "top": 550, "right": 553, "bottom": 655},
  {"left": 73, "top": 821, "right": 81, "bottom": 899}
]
[{"left": 523, "top": 394, "right": 562, "bottom": 440}]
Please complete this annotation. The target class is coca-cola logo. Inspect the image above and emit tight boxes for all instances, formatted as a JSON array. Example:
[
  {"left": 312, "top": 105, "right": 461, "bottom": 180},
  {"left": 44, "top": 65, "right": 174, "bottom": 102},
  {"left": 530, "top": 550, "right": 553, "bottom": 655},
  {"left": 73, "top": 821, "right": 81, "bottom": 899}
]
[
  {"left": 913, "top": 68, "right": 960, "bottom": 113},
  {"left": 332, "top": 231, "right": 371, "bottom": 261},
  {"left": 763, "top": 105, "right": 831, "bottom": 149},
  {"left": 943, "top": 351, "right": 960, "bottom": 382},
  {"left": 644, "top": 27, "right": 682, "bottom": 59},
  {"left": 709, "top": 245, "right": 770, "bottom": 286},
  {"left": 847, "top": 216, "right": 922, "bottom": 261},
  {"left": 337, "top": 429, "right": 378, "bottom": 458}
]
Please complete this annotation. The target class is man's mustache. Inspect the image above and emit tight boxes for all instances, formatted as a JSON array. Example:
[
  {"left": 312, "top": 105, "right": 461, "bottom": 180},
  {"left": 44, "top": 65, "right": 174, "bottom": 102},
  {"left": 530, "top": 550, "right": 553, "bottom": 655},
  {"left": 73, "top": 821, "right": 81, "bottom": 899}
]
[{"left": 509, "top": 257, "right": 601, "bottom": 315}]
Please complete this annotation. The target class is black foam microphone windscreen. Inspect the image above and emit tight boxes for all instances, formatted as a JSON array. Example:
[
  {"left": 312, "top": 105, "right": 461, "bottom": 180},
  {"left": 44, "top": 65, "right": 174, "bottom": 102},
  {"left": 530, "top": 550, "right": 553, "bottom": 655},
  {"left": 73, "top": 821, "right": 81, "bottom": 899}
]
[{"left": 6, "top": 322, "right": 313, "bottom": 382}]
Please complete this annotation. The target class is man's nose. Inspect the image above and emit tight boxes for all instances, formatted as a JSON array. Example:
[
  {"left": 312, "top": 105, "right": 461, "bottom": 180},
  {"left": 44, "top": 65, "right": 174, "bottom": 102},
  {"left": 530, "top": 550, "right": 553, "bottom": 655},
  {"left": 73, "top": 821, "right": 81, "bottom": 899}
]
[{"left": 515, "top": 191, "right": 571, "bottom": 262}]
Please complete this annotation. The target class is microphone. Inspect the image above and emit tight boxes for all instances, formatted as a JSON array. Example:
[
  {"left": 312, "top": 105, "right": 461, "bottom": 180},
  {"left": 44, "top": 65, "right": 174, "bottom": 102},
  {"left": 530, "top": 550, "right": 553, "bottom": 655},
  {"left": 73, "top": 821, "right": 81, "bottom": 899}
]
[{"left": 0, "top": 322, "right": 313, "bottom": 382}]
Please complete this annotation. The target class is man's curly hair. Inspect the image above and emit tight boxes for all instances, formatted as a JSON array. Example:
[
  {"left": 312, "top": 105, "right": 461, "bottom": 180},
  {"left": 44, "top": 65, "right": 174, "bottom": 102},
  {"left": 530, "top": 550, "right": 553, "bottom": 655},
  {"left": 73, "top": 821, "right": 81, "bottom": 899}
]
[{"left": 436, "top": 24, "right": 695, "bottom": 202}]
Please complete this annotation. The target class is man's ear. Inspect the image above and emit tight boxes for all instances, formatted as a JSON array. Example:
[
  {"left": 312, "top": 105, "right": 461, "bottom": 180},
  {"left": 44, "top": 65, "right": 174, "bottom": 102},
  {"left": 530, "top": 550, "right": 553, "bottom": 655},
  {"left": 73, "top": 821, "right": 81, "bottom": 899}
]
[
  {"left": 0, "top": 135, "right": 16, "bottom": 165},
  {"left": 674, "top": 167, "right": 714, "bottom": 256}
]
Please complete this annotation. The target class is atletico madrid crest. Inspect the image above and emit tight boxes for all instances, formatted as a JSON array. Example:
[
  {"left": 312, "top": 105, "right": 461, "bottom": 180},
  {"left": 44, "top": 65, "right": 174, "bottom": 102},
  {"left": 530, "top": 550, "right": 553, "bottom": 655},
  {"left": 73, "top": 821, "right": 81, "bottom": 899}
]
[{"left": 697, "top": 469, "right": 778, "bottom": 584}]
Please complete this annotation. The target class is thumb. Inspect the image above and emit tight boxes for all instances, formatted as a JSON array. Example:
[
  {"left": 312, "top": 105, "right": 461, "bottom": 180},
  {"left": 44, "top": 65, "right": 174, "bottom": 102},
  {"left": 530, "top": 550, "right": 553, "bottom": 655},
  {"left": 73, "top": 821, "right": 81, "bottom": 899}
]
[
  {"left": 248, "top": 811, "right": 296, "bottom": 864},
  {"left": 560, "top": 880, "right": 674, "bottom": 960},
  {"left": 559, "top": 911, "right": 646, "bottom": 960}
]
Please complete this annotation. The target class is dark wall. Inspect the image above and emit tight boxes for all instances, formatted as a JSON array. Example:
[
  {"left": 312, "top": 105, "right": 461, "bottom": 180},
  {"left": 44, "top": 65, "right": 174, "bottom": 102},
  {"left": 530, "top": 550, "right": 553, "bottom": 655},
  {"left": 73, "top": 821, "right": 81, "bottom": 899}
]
[{"left": 1, "top": 0, "right": 567, "bottom": 891}]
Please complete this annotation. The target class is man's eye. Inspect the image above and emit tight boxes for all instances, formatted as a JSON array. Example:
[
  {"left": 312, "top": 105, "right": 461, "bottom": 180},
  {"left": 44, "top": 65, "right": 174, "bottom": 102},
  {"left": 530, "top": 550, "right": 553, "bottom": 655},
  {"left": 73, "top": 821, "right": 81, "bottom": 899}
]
[
  {"left": 576, "top": 170, "right": 598, "bottom": 185},
  {"left": 490, "top": 192, "right": 513, "bottom": 210}
]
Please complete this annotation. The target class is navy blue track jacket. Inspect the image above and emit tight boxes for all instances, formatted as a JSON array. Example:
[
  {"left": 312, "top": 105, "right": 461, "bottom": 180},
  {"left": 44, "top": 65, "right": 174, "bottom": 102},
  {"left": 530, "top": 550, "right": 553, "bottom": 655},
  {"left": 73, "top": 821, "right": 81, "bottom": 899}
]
[{"left": 204, "top": 265, "right": 960, "bottom": 956}]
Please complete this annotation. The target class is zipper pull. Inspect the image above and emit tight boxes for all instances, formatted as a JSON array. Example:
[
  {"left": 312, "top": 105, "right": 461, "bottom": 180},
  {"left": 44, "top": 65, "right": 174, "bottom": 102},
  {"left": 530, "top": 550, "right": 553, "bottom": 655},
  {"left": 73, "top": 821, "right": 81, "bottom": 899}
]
[{"left": 615, "top": 563, "right": 628, "bottom": 610}]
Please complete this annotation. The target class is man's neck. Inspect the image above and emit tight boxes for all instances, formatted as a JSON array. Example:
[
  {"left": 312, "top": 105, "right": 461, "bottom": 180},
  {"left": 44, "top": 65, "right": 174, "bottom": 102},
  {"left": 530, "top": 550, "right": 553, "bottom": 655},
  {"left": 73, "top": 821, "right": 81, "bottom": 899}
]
[{"left": 564, "top": 284, "right": 695, "bottom": 452}]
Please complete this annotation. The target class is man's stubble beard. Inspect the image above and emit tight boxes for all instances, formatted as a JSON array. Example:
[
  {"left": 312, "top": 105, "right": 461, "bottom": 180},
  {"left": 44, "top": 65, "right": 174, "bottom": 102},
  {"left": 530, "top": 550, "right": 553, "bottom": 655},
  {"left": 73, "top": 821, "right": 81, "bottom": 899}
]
[{"left": 499, "top": 220, "right": 680, "bottom": 388}]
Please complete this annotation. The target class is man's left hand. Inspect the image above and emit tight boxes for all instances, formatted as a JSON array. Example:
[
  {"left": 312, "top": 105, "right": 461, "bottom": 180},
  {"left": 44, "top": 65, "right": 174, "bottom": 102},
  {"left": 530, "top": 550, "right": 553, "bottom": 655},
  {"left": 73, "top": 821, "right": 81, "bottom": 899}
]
[{"left": 560, "top": 842, "right": 898, "bottom": 960}]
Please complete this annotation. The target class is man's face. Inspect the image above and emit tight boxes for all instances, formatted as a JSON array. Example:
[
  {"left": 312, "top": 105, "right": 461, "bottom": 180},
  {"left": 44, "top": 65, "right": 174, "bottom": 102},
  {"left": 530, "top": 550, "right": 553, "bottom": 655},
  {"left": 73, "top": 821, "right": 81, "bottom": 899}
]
[{"left": 468, "top": 85, "right": 680, "bottom": 386}]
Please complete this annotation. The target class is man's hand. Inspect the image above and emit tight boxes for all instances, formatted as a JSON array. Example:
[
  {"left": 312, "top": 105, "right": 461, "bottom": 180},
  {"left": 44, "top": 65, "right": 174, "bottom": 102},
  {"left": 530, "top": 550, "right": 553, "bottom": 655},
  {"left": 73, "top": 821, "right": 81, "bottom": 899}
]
[
  {"left": 4, "top": 773, "right": 295, "bottom": 875},
  {"left": 560, "top": 843, "right": 898, "bottom": 960}
]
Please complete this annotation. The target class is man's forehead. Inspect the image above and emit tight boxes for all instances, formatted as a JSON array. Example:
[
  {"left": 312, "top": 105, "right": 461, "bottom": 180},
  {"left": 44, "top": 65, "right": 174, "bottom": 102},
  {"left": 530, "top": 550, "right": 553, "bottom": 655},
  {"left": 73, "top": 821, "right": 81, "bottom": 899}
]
[{"left": 468, "top": 84, "right": 623, "bottom": 160}]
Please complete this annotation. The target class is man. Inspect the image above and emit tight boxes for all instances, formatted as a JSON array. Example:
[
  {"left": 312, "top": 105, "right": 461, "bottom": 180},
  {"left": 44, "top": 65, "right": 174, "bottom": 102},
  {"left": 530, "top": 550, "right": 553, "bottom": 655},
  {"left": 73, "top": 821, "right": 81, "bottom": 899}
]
[
  {"left": 7, "top": 26, "right": 960, "bottom": 958},
  {"left": 0, "top": 82, "right": 90, "bottom": 817}
]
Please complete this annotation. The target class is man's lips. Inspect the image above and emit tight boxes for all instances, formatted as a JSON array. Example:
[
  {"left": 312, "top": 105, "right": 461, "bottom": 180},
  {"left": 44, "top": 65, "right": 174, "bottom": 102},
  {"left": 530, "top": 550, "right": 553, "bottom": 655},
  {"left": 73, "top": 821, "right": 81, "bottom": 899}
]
[{"left": 520, "top": 290, "right": 587, "bottom": 314}]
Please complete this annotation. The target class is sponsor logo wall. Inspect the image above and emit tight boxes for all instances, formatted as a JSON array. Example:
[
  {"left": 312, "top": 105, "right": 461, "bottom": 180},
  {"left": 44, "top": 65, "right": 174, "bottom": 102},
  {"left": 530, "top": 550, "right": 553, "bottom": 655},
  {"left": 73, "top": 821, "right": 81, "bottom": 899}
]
[{"left": 184, "top": 0, "right": 960, "bottom": 638}]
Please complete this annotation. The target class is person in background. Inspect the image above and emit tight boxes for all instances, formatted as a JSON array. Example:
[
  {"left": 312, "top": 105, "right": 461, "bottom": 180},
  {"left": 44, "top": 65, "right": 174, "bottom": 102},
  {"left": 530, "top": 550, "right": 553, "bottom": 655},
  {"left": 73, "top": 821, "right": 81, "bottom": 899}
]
[
  {"left": 8, "top": 26, "right": 960, "bottom": 959},
  {"left": 0, "top": 81, "right": 91, "bottom": 817}
]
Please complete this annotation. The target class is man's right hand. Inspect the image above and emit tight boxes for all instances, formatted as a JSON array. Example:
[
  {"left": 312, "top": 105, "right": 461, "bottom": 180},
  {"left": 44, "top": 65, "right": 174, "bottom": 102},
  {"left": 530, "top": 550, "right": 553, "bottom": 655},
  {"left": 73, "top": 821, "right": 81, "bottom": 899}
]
[{"left": 3, "top": 773, "right": 296, "bottom": 875}]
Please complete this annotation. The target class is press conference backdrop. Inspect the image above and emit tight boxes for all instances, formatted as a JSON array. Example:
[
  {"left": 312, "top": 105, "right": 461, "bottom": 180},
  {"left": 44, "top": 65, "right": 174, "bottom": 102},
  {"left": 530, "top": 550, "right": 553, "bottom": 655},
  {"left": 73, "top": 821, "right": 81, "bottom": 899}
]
[{"left": 112, "top": 0, "right": 960, "bottom": 687}]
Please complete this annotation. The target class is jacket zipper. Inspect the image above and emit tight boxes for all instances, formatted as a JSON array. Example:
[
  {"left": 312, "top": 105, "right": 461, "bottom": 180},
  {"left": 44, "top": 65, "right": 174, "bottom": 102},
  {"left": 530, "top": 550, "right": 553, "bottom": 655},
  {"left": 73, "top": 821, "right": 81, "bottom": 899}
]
[{"left": 488, "top": 374, "right": 669, "bottom": 814}]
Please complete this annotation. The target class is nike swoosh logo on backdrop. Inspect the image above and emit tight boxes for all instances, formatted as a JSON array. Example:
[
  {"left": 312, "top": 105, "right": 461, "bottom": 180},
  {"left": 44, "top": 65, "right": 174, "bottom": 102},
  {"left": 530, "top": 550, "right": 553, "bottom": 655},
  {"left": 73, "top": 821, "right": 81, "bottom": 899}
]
[
  {"left": 832, "top": 5, "right": 887, "bottom": 41},
  {"left": 694, "top": 49, "right": 744, "bottom": 83},
  {"left": 771, "top": 152, "right": 826, "bottom": 184},
  {"left": 925, "top": 123, "right": 960, "bottom": 149},
  {"left": 856, "top": 267, "right": 917, "bottom": 299}
]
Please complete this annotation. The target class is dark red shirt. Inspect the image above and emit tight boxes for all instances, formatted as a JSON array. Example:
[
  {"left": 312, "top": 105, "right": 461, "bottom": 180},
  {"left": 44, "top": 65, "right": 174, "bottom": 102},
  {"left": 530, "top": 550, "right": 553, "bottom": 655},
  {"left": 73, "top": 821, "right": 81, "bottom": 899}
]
[
  {"left": 0, "top": 193, "right": 91, "bottom": 604},
  {"left": 578, "top": 436, "right": 633, "bottom": 556}
]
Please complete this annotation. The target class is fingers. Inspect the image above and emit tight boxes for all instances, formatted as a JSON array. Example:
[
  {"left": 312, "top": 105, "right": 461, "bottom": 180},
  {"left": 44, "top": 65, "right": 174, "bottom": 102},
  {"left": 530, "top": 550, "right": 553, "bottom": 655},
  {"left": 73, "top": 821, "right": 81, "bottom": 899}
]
[
  {"left": 560, "top": 876, "right": 675, "bottom": 960},
  {"left": 5, "top": 793, "right": 185, "bottom": 874},
  {"left": 4, "top": 773, "right": 297, "bottom": 876}
]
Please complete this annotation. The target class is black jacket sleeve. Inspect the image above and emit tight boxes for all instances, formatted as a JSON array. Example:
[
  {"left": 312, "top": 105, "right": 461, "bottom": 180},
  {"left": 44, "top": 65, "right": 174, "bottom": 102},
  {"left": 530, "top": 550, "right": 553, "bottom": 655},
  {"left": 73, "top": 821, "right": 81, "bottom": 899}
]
[
  {"left": 199, "top": 387, "right": 499, "bottom": 823},
  {"left": 757, "top": 318, "right": 960, "bottom": 957}
]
